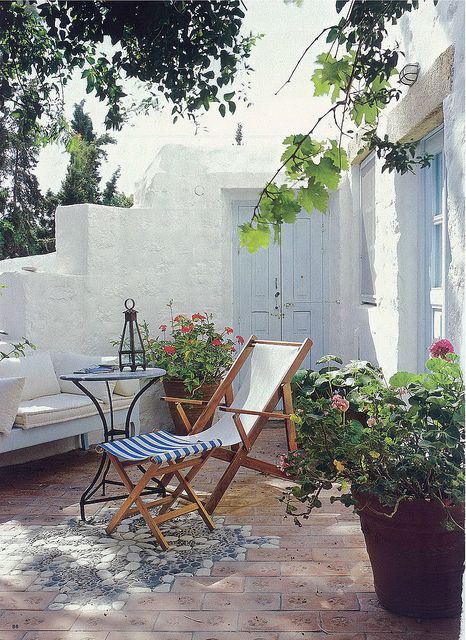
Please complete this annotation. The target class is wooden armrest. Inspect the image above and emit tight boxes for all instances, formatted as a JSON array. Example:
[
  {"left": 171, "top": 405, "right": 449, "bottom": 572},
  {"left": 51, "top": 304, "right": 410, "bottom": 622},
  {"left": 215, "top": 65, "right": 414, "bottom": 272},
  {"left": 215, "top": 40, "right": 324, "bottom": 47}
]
[
  {"left": 219, "top": 406, "right": 290, "bottom": 420},
  {"left": 162, "top": 396, "right": 208, "bottom": 406}
]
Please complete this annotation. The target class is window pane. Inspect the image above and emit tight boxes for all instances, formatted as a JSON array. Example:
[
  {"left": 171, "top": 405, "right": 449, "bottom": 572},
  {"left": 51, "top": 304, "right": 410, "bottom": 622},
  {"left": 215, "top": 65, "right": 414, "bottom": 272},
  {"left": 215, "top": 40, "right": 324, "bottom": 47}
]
[
  {"left": 432, "top": 308, "right": 443, "bottom": 340},
  {"left": 432, "top": 153, "right": 443, "bottom": 217},
  {"left": 360, "top": 156, "right": 375, "bottom": 301},
  {"left": 432, "top": 222, "right": 443, "bottom": 288}
]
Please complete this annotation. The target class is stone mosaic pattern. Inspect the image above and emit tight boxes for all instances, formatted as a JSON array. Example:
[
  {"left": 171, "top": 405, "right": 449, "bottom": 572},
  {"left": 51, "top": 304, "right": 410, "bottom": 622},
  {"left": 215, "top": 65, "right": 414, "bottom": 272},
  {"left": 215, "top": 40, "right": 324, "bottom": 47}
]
[{"left": 1, "top": 509, "right": 277, "bottom": 611}]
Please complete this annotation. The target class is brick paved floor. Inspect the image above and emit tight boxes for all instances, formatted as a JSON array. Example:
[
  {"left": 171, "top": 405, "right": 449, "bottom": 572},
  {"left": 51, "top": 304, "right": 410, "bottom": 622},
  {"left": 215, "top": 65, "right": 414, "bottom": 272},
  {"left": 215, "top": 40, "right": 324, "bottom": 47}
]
[{"left": 0, "top": 426, "right": 461, "bottom": 640}]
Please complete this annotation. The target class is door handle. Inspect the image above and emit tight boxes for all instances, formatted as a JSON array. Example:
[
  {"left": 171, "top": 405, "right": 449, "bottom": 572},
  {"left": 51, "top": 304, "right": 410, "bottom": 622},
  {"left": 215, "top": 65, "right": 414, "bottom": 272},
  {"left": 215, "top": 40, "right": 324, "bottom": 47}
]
[{"left": 274, "top": 291, "right": 280, "bottom": 310}]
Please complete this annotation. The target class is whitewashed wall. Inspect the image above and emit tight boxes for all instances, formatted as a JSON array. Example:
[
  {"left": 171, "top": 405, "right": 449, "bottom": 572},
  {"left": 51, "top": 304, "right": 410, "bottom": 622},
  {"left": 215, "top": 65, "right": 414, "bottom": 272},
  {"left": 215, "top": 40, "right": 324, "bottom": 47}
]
[{"left": 334, "top": 0, "right": 464, "bottom": 377}]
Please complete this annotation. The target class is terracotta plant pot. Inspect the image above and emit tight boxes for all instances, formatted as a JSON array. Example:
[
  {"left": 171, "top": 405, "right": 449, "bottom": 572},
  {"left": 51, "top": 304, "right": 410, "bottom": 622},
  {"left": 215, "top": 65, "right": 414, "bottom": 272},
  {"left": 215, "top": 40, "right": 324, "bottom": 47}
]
[
  {"left": 356, "top": 494, "right": 465, "bottom": 618},
  {"left": 163, "top": 379, "right": 218, "bottom": 435}
]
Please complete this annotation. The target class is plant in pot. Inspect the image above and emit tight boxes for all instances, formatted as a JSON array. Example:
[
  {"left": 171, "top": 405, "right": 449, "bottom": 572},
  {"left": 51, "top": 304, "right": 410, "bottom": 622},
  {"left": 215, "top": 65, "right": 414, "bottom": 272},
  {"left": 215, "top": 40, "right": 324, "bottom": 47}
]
[
  {"left": 141, "top": 302, "right": 244, "bottom": 434},
  {"left": 280, "top": 340, "right": 464, "bottom": 619}
]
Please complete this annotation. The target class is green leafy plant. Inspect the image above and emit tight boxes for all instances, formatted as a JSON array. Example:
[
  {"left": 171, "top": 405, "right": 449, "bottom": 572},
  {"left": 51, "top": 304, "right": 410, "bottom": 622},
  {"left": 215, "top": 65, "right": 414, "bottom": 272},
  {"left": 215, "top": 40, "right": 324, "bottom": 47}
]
[
  {"left": 0, "top": 333, "right": 35, "bottom": 361},
  {"left": 241, "top": 0, "right": 435, "bottom": 252},
  {"left": 281, "top": 341, "right": 464, "bottom": 531},
  {"left": 140, "top": 301, "right": 244, "bottom": 396}
]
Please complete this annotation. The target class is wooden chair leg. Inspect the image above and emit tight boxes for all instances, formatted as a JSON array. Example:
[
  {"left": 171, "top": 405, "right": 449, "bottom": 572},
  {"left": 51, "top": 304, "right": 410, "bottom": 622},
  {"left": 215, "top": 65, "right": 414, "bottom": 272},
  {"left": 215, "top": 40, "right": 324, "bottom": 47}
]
[
  {"left": 173, "top": 469, "right": 215, "bottom": 531},
  {"left": 282, "top": 382, "right": 297, "bottom": 451},
  {"left": 205, "top": 447, "right": 248, "bottom": 514},
  {"left": 105, "top": 458, "right": 159, "bottom": 533},
  {"left": 158, "top": 454, "right": 212, "bottom": 516}
]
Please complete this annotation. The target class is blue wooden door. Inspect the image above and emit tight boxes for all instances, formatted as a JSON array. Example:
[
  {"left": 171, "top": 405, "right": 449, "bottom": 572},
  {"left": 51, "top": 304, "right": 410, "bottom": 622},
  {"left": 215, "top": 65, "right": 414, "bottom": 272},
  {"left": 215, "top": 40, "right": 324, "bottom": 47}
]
[{"left": 234, "top": 203, "right": 325, "bottom": 370}]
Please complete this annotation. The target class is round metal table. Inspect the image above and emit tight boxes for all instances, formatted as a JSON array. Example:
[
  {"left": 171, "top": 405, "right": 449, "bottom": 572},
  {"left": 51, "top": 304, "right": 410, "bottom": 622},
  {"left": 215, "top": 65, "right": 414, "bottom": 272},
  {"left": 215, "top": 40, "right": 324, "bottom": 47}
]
[{"left": 60, "top": 368, "right": 166, "bottom": 520}]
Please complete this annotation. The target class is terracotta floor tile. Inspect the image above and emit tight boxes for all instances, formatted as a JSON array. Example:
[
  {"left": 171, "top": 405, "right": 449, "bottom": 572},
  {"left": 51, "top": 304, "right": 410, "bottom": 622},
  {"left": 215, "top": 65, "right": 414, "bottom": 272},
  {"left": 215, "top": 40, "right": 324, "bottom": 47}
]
[
  {"left": 278, "top": 536, "right": 346, "bottom": 548},
  {"left": 107, "top": 633, "right": 193, "bottom": 640},
  {"left": 0, "top": 574, "right": 38, "bottom": 591},
  {"left": 244, "top": 576, "right": 374, "bottom": 593},
  {"left": 279, "top": 561, "right": 355, "bottom": 576},
  {"left": 311, "top": 548, "right": 369, "bottom": 563},
  {"left": 71, "top": 611, "right": 157, "bottom": 631},
  {"left": 154, "top": 611, "right": 238, "bottom": 632},
  {"left": 125, "top": 593, "right": 204, "bottom": 610},
  {"left": 281, "top": 592, "right": 359, "bottom": 611},
  {"left": 0, "top": 609, "right": 78, "bottom": 631},
  {"left": 238, "top": 611, "right": 320, "bottom": 632},
  {"left": 365, "top": 634, "right": 460, "bottom": 640},
  {"left": 0, "top": 632, "right": 25, "bottom": 640},
  {"left": 278, "top": 634, "right": 364, "bottom": 640},
  {"left": 211, "top": 562, "right": 279, "bottom": 577},
  {"left": 172, "top": 577, "right": 245, "bottom": 593},
  {"left": 247, "top": 549, "right": 315, "bottom": 562},
  {"left": 22, "top": 633, "right": 109, "bottom": 640},
  {"left": 202, "top": 592, "right": 280, "bottom": 611},
  {"left": 193, "top": 633, "right": 278, "bottom": 640},
  {"left": 319, "top": 610, "right": 407, "bottom": 633},
  {"left": 0, "top": 591, "right": 57, "bottom": 610}
]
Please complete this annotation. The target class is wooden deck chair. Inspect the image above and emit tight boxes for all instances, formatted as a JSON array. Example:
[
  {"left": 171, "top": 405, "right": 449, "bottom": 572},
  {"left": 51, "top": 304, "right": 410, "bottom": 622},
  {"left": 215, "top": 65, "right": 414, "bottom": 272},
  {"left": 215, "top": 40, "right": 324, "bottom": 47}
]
[{"left": 98, "top": 336, "right": 311, "bottom": 549}]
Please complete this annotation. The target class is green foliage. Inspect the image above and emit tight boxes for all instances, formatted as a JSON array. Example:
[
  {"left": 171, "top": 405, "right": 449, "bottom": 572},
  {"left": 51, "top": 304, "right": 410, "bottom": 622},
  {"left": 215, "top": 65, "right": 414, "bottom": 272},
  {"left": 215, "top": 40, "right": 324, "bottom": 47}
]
[
  {"left": 0, "top": 1, "right": 255, "bottom": 137},
  {"left": 0, "top": 109, "right": 45, "bottom": 258},
  {"left": 282, "top": 348, "right": 464, "bottom": 529},
  {"left": 134, "top": 302, "right": 244, "bottom": 397},
  {"left": 102, "top": 168, "right": 134, "bottom": 208},
  {"left": 241, "top": 0, "right": 433, "bottom": 251}
]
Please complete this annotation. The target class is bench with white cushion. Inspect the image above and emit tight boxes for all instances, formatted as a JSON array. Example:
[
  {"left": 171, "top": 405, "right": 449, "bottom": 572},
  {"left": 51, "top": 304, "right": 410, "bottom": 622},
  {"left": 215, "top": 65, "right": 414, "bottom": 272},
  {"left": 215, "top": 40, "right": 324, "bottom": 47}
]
[{"left": 0, "top": 349, "right": 139, "bottom": 455}]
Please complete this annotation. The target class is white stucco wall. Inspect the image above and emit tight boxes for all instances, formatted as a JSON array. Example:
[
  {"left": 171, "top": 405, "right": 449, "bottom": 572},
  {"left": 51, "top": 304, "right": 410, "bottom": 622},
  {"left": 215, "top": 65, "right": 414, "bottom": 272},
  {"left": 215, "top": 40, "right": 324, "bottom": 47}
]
[{"left": 335, "top": 0, "right": 464, "bottom": 376}]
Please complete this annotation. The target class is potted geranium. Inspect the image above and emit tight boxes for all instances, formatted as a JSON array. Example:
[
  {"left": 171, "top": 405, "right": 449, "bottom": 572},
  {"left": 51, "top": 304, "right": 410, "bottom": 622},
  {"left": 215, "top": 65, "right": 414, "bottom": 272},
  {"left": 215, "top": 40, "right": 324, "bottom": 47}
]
[
  {"left": 281, "top": 340, "right": 464, "bottom": 619},
  {"left": 141, "top": 301, "right": 244, "bottom": 433}
]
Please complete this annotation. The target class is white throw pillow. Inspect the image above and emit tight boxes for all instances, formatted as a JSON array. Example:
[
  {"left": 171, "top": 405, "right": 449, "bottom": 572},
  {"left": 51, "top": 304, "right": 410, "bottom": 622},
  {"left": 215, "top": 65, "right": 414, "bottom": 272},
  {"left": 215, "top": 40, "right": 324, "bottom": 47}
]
[
  {"left": 0, "top": 351, "right": 61, "bottom": 401},
  {"left": 52, "top": 352, "right": 116, "bottom": 404},
  {"left": 114, "top": 379, "right": 140, "bottom": 397},
  {"left": 0, "top": 377, "right": 25, "bottom": 434}
]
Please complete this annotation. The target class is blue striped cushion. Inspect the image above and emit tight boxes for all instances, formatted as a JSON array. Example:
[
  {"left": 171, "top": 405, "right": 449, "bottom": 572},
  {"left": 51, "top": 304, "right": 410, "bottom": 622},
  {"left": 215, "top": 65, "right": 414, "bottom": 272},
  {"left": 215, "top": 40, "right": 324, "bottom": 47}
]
[{"left": 99, "top": 430, "right": 222, "bottom": 463}]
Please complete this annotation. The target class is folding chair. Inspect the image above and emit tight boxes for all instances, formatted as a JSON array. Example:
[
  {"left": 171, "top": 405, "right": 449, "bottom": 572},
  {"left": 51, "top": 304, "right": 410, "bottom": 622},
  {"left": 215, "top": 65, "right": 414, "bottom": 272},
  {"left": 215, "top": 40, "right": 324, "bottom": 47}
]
[{"left": 98, "top": 336, "right": 312, "bottom": 549}]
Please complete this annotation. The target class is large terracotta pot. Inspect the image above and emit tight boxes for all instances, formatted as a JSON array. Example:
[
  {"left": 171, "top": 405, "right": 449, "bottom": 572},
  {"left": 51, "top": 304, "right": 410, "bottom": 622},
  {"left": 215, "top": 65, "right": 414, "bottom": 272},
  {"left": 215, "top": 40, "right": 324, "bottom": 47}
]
[
  {"left": 356, "top": 494, "right": 465, "bottom": 618},
  {"left": 163, "top": 379, "right": 218, "bottom": 435}
]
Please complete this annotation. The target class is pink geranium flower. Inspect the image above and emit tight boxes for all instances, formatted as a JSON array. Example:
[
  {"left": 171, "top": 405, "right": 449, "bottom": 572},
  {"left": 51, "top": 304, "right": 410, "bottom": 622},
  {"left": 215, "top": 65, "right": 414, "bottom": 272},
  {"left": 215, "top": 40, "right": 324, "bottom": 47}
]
[
  {"left": 163, "top": 346, "right": 176, "bottom": 355},
  {"left": 159, "top": 324, "right": 167, "bottom": 331},
  {"left": 429, "top": 338, "right": 454, "bottom": 359},
  {"left": 236, "top": 335, "right": 245, "bottom": 345},
  {"left": 331, "top": 394, "right": 350, "bottom": 413}
]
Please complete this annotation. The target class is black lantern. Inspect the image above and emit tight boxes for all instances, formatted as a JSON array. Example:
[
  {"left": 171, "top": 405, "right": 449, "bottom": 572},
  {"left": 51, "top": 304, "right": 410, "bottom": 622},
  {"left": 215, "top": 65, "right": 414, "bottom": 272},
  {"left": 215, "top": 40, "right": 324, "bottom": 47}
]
[
  {"left": 399, "top": 63, "right": 420, "bottom": 86},
  {"left": 118, "top": 298, "right": 146, "bottom": 372}
]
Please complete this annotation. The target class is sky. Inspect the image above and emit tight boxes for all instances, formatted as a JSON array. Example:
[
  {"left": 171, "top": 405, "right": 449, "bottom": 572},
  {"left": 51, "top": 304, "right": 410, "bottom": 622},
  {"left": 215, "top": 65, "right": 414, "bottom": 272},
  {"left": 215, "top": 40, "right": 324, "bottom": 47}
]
[{"left": 36, "top": 0, "right": 338, "bottom": 196}]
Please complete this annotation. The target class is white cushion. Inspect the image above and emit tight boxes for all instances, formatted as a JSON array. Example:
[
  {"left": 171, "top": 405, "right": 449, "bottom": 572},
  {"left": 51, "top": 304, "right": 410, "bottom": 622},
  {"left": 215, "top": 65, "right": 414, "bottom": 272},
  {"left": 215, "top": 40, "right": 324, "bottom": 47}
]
[
  {"left": 15, "top": 392, "right": 134, "bottom": 429},
  {"left": 52, "top": 352, "right": 116, "bottom": 403},
  {"left": 114, "top": 379, "right": 139, "bottom": 397},
  {"left": 0, "top": 377, "right": 25, "bottom": 434},
  {"left": 15, "top": 393, "right": 96, "bottom": 429},
  {"left": 0, "top": 351, "right": 61, "bottom": 401},
  {"left": 101, "top": 356, "right": 138, "bottom": 397}
]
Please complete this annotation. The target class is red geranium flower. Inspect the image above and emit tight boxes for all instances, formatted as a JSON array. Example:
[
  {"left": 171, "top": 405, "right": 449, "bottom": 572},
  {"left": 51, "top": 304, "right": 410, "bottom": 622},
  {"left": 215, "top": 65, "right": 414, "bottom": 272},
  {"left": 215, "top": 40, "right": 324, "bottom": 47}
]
[
  {"left": 192, "top": 313, "right": 206, "bottom": 321},
  {"left": 429, "top": 338, "right": 454, "bottom": 359},
  {"left": 236, "top": 335, "right": 245, "bottom": 345},
  {"left": 225, "top": 327, "right": 233, "bottom": 334},
  {"left": 173, "top": 314, "right": 185, "bottom": 323},
  {"left": 211, "top": 339, "right": 222, "bottom": 346},
  {"left": 181, "top": 324, "right": 194, "bottom": 333},
  {"left": 163, "top": 346, "right": 176, "bottom": 355},
  {"left": 159, "top": 324, "right": 167, "bottom": 331}
]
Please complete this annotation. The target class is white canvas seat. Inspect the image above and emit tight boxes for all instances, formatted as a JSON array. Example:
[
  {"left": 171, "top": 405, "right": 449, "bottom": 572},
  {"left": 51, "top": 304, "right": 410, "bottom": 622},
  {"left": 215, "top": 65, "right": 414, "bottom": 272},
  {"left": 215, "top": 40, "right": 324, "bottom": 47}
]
[{"left": 97, "top": 336, "right": 312, "bottom": 549}]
